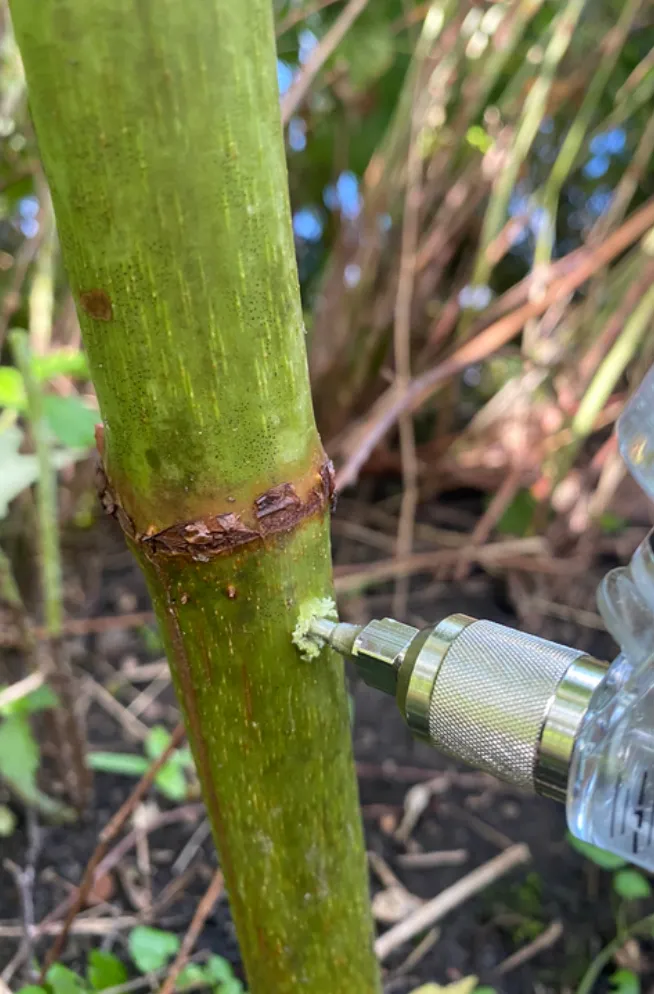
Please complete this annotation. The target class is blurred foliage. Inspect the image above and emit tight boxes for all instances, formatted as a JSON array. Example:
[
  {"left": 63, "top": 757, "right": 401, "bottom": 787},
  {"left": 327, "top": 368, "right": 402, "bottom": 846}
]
[
  {"left": 0, "top": 0, "right": 653, "bottom": 539},
  {"left": 0, "top": 680, "right": 75, "bottom": 821},
  {"left": 15, "top": 937, "right": 245, "bottom": 994},
  {"left": 87, "top": 724, "right": 197, "bottom": 802}
]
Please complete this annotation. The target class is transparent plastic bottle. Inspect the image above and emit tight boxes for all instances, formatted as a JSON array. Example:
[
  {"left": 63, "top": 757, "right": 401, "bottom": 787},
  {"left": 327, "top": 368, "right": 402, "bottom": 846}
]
[{"left": 567, "top": 365, "right": 654, "bottom": 869}]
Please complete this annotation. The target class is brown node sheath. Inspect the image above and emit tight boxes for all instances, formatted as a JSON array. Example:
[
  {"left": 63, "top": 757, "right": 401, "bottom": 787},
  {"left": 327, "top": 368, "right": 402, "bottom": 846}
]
[{"left": 97, "top": 456, "right": 335, "bottom": 561}]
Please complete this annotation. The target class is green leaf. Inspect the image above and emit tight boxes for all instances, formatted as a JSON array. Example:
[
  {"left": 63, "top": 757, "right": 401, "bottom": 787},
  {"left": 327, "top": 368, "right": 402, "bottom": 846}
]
[
  {"left": 178, "top": 745, "right": 196, "bottom": 771},
  {"left": 466, "top": 125, "right": 493, "bottom": 153},
  {"left": 0, "top": 425, "right": 84, "bottom": 519},
  {"left": 0, "top": 426, "right": 42, "bottom": 517},
  {"left": 145, "top": 725, "right": 172, "bottom": 760},
  {"left": 177, "top": 965, "right": 207, "bottom": 989},
  {"left": 139, "top": 623, "right": 163, "bottom": 654},
  {"left": 32, "top": 350, "right": 90, "bottom": 382},
  {"left": 599, "top": 511, "right": 628, "bottom": 535},
  {"left": 16, "top": 986, "right": 47, "bottom": 994},
  {"left": 128, "top": 925, "right": 180, "bottom": 973},
  {"left": 0, "top": 682, "right": 59, "bottom": 717},
  {"left": 566, "top": 832, "right": 627, "bottom": 869},
  {"left": 609, "top": 969, "right": 641, "bottom": 994},
  {"left": 0, "top": 803, "right": 16, "bottom": 836},
  {"left": 496, "top": 490, "right": 537, "bottom": 537},
  {"left": 613, "top": 869, "right": 653, "bottom": 900},
  {"left": 46, "top": 964, "right": 88, "bottom": 994},
  {"left": 204, "top": 957, "right": 235, "bottom": 985},
  {"left": 0, "top": 713, "right": 39, "bottom": 785},
  {"left": 87, "top": 751, "right": 150, "bottom": 777},
  {"left": 474, "top": 989, "right": 498, "bottom": 994},
  {"left": 155, "top": 761, "right": 188, "bottom": 802},
  {"left": 43, "top": 394, "right": 97, "bottom": 449},
  {"left": 145, "top": 726, "right": 189, "bottom": 800},
  {"left": 87, "top": 951, "right": 128, "bottom": 991},
  {"left": 219, "top": 982, "right": 244, "bottom": 994},
  {"left": 0, "top": 709, "right": 74, "bottom": 822},
  {"left": 338, "top": 22, "right": 394, "bottom": 91},
  {"left": 0, "top": 366, "right": 26, "bottom": 408}
]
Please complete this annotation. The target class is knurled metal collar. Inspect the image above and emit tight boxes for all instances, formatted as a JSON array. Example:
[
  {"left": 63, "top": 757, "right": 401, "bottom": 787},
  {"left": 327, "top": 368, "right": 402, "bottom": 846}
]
[
  {"left": 396, "top": 613, "right": 475, "bottom": 738},
  {"left": 396, "top": 615, "right": 607, "bottom": 800}
]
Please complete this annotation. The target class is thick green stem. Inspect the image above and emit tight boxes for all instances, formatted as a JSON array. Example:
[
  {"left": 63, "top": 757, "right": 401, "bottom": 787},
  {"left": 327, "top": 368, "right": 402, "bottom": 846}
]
[{"left": 11, "top": 2, "right": 380, "bottom": 991}]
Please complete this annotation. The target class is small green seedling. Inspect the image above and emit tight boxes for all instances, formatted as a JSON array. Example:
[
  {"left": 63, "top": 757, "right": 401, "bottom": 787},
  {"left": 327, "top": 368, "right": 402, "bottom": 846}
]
[
  {"left": 568, "top": 832, "right": 654, "bottom": 992},
  {"left": 609, "top": 969, "right": 641, "bottom": 994},
  {"left": 88, "top": 725, "right": 196, "bottom": 802},
  {"left": 128, "top": 926, "right": 180, "bottom": 973},
  {"left": 0, "top": 346, "right": 94, "bottom": 520},
  {"left": 613, "top": 869, "right": 653, "bottom": 901},
  {"left": 0, "top": 681, "right": 75, "bottom": 821},
  {"left": 566, "top": 833, "right": 628, "bottom": 870},
  {"left": 16, "top": 927, "right": 246, "bottom": 994}
]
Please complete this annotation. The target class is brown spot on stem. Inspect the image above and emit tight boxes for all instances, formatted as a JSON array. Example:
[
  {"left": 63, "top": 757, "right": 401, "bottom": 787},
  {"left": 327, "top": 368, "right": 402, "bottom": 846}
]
[
  {"left": 80, "top": 288, "right": 113, "bottom": 321},
  {"left": 94, "top": 423, "right": 105, "bottom": 457}
]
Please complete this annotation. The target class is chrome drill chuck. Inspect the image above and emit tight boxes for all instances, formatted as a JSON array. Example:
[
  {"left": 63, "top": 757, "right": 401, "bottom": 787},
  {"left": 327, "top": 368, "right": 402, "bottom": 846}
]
[{"left": 313, "top": 615, "right": 607, "bottom": 801}]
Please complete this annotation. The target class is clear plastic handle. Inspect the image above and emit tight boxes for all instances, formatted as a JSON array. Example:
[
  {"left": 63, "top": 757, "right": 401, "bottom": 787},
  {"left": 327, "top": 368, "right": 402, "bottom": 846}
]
[
  {"left": 566, "top": 368, "right": 654, "bottom": 869},
  {"left": 618, "top": 364, "right": 654, "bottom": 504}
]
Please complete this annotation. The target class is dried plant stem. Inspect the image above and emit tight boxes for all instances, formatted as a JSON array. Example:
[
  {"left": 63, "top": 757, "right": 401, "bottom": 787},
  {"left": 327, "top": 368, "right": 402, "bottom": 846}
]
[
  {"left": 532, "top": 0, "right": 642, "bottom": 269},
  {"left": 573, "top": 271, "right": 654, "bottom": 438},
  {"left": 375, "top": 843, "right": 530, "bottom": 962},
  {"left": 0, "top": 671, "right": 44, "bottom": 712},
  {"left": 0, "top": 544, "right": 24, "bottom": 614},
  {"left": 392, "top": 22, "right": 431, "bottom": 619},
  {"left": 156, "top": 869, "right": 224, "bottom": 994},
  {"left": 40, "top": 722, "right": 186, "bottom": 977},
  {"left": 336, "top": 196, "right": 654, "bottom": 490},
  {"left": 463, "top": 0, "right": 586, "bottom": 313},
  {"left": 280, "top": 0, "right": 369, "bottom": 124}
]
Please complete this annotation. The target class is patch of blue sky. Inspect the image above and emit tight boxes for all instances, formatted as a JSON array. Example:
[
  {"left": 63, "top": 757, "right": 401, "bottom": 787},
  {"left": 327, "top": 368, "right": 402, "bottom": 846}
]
[
  {"left": 288, "top": 117, "right": 307, "bottom": 152},
  {"left": 323, "top": 171, "right": 362, "bottom": 220},
  {"left": 293, "top": 208, "right": 323, "bottom": 242},
  {"left": 587, "top": 186, "right": 612, "bottom": 216},
  {"left": 18, "top": 195, "right": 39, "bottom": 238},
  {"left": 583, "top": 155, "right": 610, "bottom": 179},
  {"left": 277, "top": 60, "right": 293, "bottom": 96},
  {"left": 590, "top": 127, "right": 626, "bottom": 157}
]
